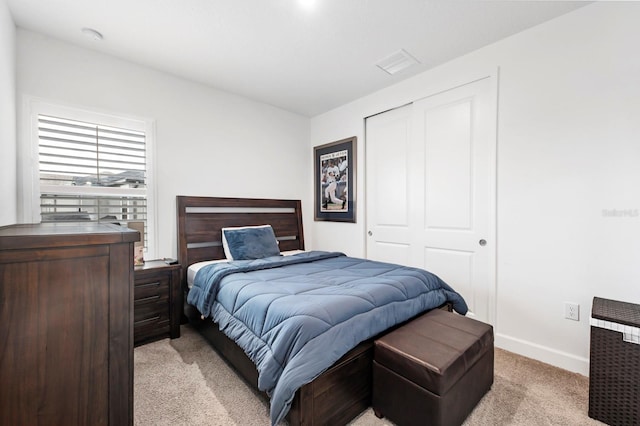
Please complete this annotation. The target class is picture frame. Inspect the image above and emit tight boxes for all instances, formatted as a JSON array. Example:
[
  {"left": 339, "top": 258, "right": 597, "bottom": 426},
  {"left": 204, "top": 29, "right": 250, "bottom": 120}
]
[
  {"left": 128, "top": 221, "right": 145, "bottom": 265},
  {"left": 314, "top": 136, "right": 356, "bottom": 222}
]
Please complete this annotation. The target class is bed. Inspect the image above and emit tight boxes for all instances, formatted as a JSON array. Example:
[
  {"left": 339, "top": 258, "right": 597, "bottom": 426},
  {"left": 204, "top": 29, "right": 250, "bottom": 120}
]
[{"left": 176, "top": 196, "right": 467, "bottom": 425}]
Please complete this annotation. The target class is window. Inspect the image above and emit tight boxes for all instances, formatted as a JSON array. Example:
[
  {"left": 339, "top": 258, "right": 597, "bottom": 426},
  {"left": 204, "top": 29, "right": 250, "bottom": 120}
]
[{"left": 23, "top": 100, "right": 156, "bottom": 257}]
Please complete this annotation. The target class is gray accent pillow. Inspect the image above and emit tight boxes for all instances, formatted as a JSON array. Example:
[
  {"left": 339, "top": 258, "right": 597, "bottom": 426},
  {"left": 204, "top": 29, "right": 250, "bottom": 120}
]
[{"left": 223, "top": 225, "right": 281, "bottom": 260}]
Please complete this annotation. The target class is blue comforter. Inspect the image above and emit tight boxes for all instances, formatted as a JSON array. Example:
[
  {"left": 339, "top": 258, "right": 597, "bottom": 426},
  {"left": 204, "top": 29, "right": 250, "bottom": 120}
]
[{"left": 188, "top": 251, "right": 467, "bottom": 425}]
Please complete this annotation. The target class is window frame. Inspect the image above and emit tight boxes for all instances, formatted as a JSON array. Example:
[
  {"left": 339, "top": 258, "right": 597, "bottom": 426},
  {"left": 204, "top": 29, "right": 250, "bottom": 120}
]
[{"left": 20, "top": 97, "right": 158, "bottom": 259}]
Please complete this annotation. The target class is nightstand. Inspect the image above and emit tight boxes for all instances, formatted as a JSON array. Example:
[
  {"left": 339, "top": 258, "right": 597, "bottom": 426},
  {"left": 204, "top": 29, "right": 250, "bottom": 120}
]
[{"left": 134, "top": 260, "right": 182, "bottom": 346}]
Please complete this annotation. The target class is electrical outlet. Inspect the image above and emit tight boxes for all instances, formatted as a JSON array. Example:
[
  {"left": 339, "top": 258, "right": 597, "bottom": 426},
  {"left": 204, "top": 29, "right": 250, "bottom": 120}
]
[{"left": 564, "top": 302, "right": 580, "bottom": 321}]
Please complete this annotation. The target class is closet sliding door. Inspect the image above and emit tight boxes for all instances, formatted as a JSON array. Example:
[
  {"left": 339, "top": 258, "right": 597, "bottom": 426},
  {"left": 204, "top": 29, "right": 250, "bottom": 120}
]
[
  {"left": 365, "top": 104, "right": 414, "bottom": 266},
  {"left": 365, "top": 77, "right": 496, "bottom": 324}
]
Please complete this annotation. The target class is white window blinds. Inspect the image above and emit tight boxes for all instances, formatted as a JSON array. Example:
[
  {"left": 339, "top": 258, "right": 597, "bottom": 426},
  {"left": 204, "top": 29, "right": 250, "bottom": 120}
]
[{"left": 38, "top": 114, "right": 148, "bottom": 245}]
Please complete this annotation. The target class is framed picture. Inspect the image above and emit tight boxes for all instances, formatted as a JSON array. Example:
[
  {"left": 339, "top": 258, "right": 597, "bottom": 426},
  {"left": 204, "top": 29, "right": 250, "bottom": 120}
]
[
  {"left": 128, "top": 221, "right": 145, "bottom": 265},
  {"left": 314, "top": 136, "right": 356, "bottom": 222}
]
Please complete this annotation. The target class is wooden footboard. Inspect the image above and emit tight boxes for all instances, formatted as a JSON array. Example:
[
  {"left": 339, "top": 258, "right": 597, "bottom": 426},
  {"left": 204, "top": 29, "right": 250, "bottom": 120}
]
[
  {"left": 289, "top": 341, "right": 373, "bottom": 425},
  {"left": 189, "top": 314, "right": 373, "bottom": 426}
]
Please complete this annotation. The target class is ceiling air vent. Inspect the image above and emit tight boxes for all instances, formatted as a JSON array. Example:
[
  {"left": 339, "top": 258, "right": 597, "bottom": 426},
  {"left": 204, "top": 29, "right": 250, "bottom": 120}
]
[{"left": 376, "top": 49, "right": 420, "bottom": 75}]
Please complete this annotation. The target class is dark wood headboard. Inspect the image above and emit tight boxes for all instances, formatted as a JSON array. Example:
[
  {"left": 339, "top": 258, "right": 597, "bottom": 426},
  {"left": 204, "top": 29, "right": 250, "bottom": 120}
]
[{"left": 176, "top": 196, "right": 305, "bottom": 274}]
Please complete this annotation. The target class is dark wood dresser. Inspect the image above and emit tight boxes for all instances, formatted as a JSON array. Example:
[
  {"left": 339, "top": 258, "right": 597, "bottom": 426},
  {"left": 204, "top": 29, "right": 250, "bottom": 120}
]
[
  {"left": 134, "top": 260, "right": 181, "bottom": 346},
  {"left": 0, "top": 223, "right": 138, "bottom": 426}
]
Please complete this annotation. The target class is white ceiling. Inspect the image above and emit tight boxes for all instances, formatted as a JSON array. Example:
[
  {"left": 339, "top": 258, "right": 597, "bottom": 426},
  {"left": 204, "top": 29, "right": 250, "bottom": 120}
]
[{"left": 6, "top": 0, "right": 589, "bottom": 117}]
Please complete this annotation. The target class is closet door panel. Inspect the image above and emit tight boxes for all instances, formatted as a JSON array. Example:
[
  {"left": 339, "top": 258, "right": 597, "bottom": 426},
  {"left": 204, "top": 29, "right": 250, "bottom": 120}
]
[{"left": 365, "top": 104, "right": 413, "bottom": 266}]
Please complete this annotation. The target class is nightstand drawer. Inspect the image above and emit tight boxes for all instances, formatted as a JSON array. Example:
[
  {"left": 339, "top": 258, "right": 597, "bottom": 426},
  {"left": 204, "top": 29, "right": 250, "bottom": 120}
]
[
  {"left": 134, "top": 298, "right": 169, "bottom": 322},
  {"left": 134, "top": 300, "right": 171, "bottom": 344},
  {"left": 135, "top": 281, "right": 169, "bottom": 303},
  {"left": 135, "top": 275, "right": 169, "bottom": 299},
  {"left": 134, "top": 318, "right": 171, "bottom": 343}
]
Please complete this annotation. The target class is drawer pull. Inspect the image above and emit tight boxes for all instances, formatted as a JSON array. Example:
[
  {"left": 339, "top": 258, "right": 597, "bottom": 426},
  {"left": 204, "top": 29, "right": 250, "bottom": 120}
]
[
  {"left": 136, "top": 295, "right": 161, "bottom": 304},
  {"left": 137, "top": 281, "right": 161, "bottom": 288},
  {"left": 135, "top": 316, "right": 161, "bottom": 326}
]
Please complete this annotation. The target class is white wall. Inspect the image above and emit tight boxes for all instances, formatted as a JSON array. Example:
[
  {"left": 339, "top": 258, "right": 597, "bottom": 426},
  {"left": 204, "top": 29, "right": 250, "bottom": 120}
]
[
  {"left": 0, "top": 0, "right": 16, "bottom": 226},
  {"left": 16, "top": 30, "right": 310, "bottom": 258},
  {"left": 309, "top": 2, "right": 640, "bottom": 375}
]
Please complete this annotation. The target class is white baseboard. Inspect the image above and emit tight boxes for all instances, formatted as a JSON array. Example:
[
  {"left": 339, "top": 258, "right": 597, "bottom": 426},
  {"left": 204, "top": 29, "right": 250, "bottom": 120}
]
[{"left": 495, "top": 333, "right": 590, "bottom": 377}]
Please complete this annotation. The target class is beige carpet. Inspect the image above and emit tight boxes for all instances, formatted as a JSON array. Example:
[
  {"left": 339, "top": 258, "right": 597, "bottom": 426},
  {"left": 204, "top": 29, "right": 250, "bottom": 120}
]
[
  {"left": 134, "top": 326, "right": 604, "bottom": 426},
  {"left": 134, "top": 334, "right": 237, "bottom": 426}
]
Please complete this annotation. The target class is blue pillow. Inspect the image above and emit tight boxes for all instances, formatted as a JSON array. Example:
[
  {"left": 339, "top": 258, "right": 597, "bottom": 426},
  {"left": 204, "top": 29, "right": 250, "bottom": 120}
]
[{"left": 222, "top": 225, "right": 281, "bottom": 260}]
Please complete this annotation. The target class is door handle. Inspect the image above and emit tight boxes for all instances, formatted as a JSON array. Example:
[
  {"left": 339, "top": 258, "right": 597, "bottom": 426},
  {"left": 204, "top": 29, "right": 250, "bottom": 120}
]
[
  {"left": 479, "top": 239, "right": 487, "bottom": 246},
  {"left": 368, "top": 231, "right": 373, "bottom": 236}
]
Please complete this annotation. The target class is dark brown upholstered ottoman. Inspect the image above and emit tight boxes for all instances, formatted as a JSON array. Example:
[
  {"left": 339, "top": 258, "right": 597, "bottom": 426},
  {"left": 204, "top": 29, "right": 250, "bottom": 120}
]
[{"left": 372, "top": 309, "right": 494, "bottom": 426}]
